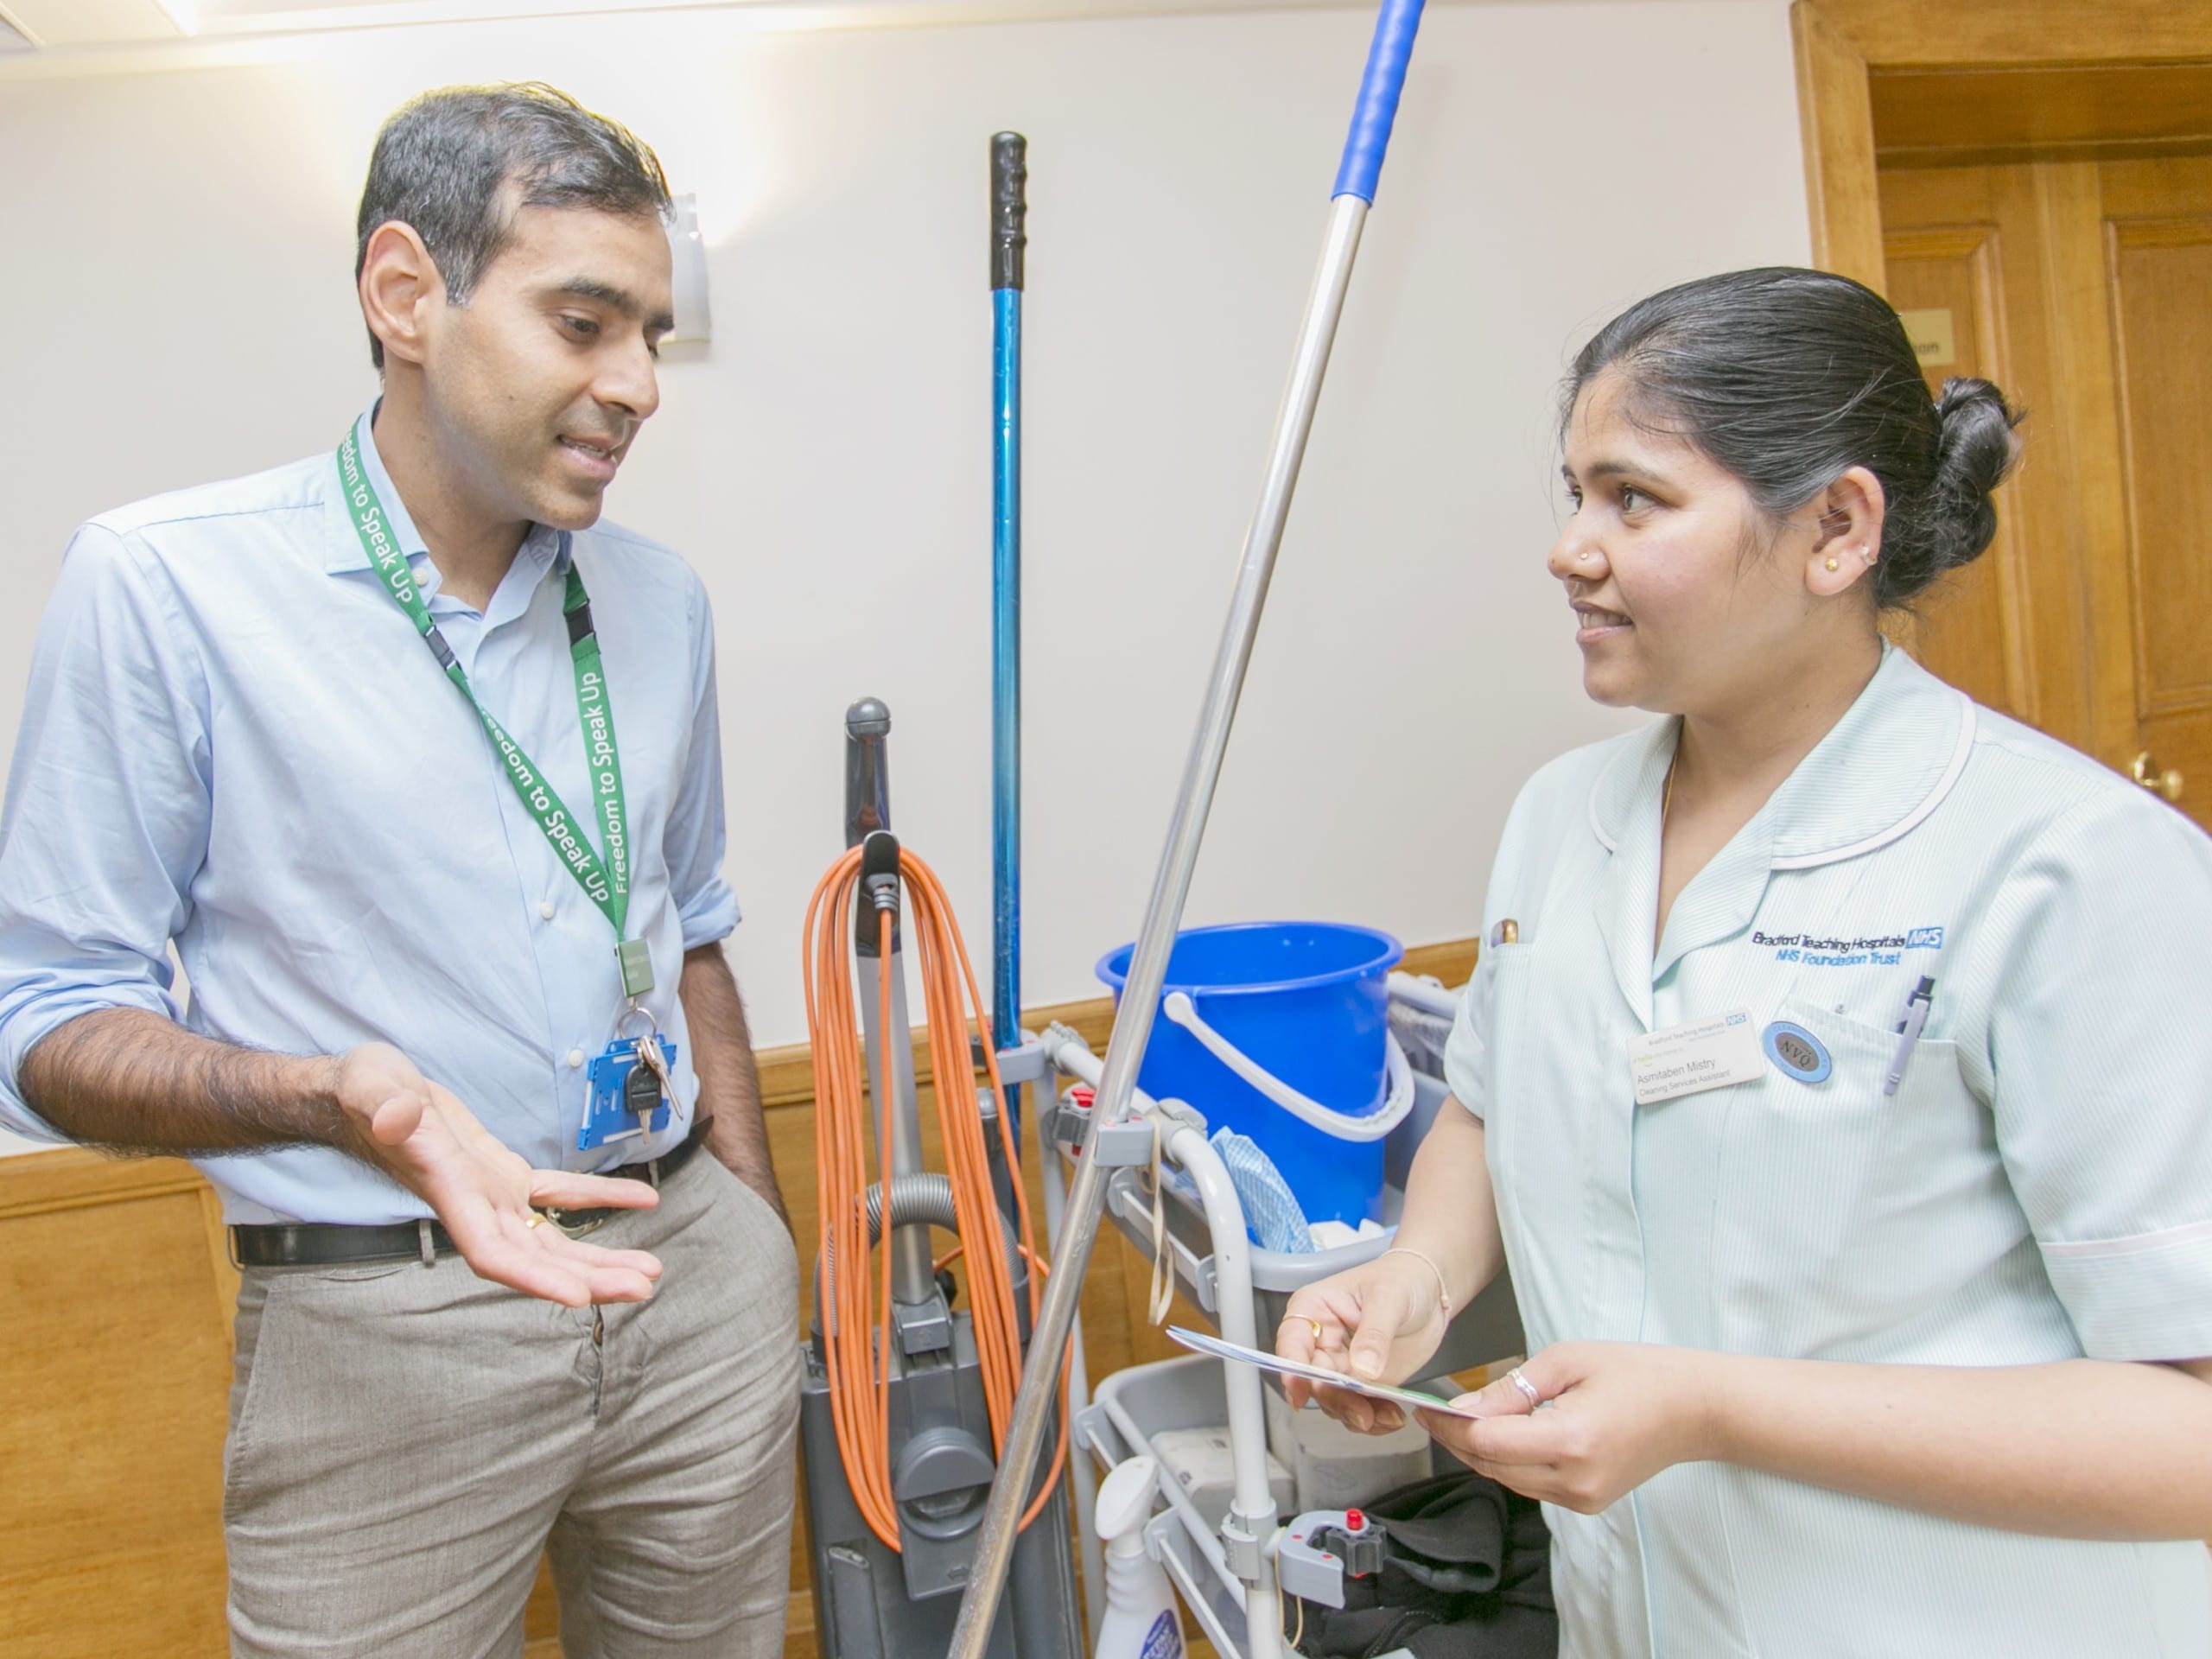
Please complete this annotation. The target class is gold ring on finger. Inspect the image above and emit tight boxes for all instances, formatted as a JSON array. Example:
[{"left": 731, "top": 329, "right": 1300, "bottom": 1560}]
[
  {"left": 1281, "top": 1313, "right": 1322, "bottom": 1342},
  {"left": 526, "top": 1211, "right": 548, "bottom": 1230}
]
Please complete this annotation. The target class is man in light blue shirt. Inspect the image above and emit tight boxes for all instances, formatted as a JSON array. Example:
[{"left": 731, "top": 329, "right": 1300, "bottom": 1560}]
[{"left": 0, "top": 85, "right": 800, "bottom": 1656}]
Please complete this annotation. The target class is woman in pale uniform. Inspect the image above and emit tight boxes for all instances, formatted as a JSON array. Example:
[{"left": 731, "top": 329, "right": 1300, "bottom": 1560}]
[{"left": 1277, "top": 268, "right": 2212, "bottom": 1656}]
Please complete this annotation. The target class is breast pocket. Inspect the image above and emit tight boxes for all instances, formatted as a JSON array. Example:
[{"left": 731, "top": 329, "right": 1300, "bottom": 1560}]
[{"left": 1713, "top": 995, "right": 2010, "bottom": 1359}]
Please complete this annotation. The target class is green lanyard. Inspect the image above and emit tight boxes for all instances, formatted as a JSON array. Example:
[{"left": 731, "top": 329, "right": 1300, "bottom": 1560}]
[{"left": 336, "top": 428, "right": 653, "bottom": 999}]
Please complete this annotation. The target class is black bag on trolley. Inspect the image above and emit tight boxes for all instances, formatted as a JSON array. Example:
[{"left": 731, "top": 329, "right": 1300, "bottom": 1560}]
[{"left": 1287, "top": 1470, "right": 1558, "bottom": 1659}]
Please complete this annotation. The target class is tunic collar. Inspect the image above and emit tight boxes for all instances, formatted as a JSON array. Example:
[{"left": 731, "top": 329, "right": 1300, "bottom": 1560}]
[{"left": 1585, "top": 645, "right": 1976, "bottom": 1018}]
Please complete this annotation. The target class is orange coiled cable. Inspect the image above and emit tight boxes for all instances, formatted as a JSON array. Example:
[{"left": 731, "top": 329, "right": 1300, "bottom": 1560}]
[{"left": 804, "top": 843, "right": 1069, "bottom": 1552}]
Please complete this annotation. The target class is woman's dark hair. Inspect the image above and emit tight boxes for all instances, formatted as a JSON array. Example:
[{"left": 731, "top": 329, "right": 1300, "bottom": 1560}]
[
  {"left": 1564, "top": 267, "right": 2022, "bottom": 607},
  {"left": 354, "top": 83, "right": 671, "bottom": 371}
]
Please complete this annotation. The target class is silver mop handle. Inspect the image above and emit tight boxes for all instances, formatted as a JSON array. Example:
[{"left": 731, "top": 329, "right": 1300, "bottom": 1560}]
[{"left": 945, "top": 11, "right": 1424, "bottom": 1654}]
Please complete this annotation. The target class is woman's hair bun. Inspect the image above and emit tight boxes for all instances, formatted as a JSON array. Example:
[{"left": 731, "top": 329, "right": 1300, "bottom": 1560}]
[{"left": 1928, "top": 376, "right": 2024, "bottom": 575}]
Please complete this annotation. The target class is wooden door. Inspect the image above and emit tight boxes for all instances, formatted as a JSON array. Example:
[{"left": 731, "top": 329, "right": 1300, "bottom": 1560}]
[
  {"left": 2095, "top": 154, "right": 2212, "bottom": 831},
  {"left": 1879, "top": 151, "right": 2212, "bottom": 832}
]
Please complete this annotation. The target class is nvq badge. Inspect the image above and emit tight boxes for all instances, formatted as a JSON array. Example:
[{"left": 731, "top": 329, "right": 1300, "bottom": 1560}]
[{"left": 1762, "top": 1020, "right": 1832, "bottom": 1084}]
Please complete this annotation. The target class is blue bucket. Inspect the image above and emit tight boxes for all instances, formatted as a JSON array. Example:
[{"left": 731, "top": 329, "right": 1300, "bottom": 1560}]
[{"left": 1096, "top": 922, "right": 1405, "bottom": 1226}]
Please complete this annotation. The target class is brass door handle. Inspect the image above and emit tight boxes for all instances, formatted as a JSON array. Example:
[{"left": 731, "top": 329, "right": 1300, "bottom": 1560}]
[{"left": 2132, "top": 752, "right": 2184, "bottom": 803}]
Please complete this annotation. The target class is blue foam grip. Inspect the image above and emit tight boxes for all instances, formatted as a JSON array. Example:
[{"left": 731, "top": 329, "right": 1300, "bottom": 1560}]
[{"left": 1331, "top": 0, "right": 1427, "bottom": 204}]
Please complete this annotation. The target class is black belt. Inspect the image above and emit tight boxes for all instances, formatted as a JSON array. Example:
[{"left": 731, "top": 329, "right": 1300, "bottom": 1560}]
[{"left": 230, "top": 1118, "right": 712, "bottom": 1269}]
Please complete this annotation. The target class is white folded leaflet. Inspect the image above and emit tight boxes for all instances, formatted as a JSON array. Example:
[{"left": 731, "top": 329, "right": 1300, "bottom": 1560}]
[{"left": 1163, "top": 1325, "right": 1486, "bottom": 1422}]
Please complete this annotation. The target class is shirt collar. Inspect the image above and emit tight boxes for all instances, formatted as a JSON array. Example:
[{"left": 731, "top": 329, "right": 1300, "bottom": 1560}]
[
  {"left": 321, "top": 403, "right": 568, "bottom": 584},
  {"left": 1587, "top": 643, "right": 1977, "bottom": 872}
]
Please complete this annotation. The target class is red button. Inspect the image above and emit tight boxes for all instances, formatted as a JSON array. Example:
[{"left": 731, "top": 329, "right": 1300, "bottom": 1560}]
[{"left": 1345, "top": 1508, "right": 1365, "bottom": 1532}]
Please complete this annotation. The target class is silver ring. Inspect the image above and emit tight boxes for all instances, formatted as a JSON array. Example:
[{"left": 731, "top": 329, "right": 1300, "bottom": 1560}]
[{"left": 1506, "top": 1366, "right": 1541, "bottom": 1411}]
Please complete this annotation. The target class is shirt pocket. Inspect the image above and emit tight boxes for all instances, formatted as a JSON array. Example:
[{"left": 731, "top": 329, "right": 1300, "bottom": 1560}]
[{"left": 1712, "top": 994, "right": 2012, "bottom": 1359}]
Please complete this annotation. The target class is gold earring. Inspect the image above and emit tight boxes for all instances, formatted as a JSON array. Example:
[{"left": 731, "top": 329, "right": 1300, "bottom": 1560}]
[{"left": 1825, "top": 556, "right": 1840, "bottom": 571}]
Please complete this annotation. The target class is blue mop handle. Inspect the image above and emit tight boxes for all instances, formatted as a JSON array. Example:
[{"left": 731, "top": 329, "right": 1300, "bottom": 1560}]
[
  {"left": 1331, "top": 0, "right": 1426, "bottom": 203},
  {"left": 989, "top": 133, "right": 1027, "bottom": 1087}
]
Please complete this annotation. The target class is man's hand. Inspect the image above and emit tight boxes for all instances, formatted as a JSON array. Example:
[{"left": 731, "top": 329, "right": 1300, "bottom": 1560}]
[
  {"left": 334, "top": 1042, "right": 663, "bottom": 1307},
  {"left": 22, "top": 1010, "right": 663, "bottom": 1306}
]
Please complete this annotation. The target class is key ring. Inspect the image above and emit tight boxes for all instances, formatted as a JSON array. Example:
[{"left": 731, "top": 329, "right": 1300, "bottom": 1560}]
[{"left": 617, "top": 1003, "right": 659, "bottom": 1043}]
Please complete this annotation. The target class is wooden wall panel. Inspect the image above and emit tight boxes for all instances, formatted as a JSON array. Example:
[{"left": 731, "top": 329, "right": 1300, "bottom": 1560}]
[
  {"left": 0, "top": 1154, "right": 234, "bottom": 1659},
  {"left": 0, "top": 939, "right": 1478, "bottom": 1656}
]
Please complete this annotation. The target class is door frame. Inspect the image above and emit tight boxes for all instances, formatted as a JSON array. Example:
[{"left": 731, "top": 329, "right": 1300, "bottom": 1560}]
[
  {"left": 1791, "top": 1, "right": 2212, "bottom": 779},
  {"left": 1789, "top": 1, "right": 2212, "bottom": 296}
]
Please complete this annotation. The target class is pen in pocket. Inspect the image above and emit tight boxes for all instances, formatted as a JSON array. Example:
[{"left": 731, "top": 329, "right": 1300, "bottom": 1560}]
[{"left": 1883, "top": 976, "right": 1936, "bottom": 1096}]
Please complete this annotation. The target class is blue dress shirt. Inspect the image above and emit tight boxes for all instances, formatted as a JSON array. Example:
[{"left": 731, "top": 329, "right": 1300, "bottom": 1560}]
[{"left": 0, "top": 408, "right": 740, "bottom": 1224}]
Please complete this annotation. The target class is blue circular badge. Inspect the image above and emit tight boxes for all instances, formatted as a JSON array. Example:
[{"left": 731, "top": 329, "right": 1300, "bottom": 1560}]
[{"left": 1762, "top": 1020, "right": 1832, "bottom": 1084}]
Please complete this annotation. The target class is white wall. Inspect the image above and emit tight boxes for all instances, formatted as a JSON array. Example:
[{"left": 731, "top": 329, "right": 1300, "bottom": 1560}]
[{"left": 0, "top": 0, "right": 1807, "bottom": 1149}]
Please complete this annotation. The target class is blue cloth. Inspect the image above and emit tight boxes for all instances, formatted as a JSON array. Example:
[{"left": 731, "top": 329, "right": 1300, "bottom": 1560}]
[
  {"left": 1211, "top": 1126, "right": 1313, "bottom": 1254},
  {"left": 0, "top": 407, "right": 738, "bottom": 1225}
]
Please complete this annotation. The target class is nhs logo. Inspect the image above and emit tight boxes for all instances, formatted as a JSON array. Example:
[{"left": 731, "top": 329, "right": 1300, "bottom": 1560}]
[{"left": 1906, "top": 927, "right": 1945, "bottom": 950}]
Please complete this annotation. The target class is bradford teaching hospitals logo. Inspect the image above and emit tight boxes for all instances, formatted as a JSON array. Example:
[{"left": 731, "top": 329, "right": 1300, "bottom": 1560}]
[{"left": 1751, "top": 925, "right": 1945, "bottom": 967}]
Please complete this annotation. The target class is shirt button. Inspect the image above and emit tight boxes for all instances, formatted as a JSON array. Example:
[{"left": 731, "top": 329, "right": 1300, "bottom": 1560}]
[
  {"left": 539, "top": 900, "right": 556, "bottom": 920},
  {"left": 567, "top": 1048, "right": 585, "bottom": 1069}
]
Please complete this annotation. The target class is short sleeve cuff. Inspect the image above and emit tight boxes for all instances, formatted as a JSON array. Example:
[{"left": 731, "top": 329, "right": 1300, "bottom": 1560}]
[
  {"left": 677, "top": 880, "right": 741, "bottom": 952},
  {"left": 1442, "top": 980, "right": 1487, "bottom": 1120},
  {"left": 2042, "top": 1225, "right": 2212, "bottom": 1360}
]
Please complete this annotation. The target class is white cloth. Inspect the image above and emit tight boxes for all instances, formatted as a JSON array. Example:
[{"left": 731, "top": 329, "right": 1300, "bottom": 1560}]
[{"left": 1445, "top": 645, "right": 2212, "bottom": 1657}]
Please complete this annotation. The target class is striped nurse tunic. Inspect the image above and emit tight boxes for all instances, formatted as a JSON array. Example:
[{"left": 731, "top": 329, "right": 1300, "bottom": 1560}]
[{"left": 1445, "top": 645, "right": 2212, "bottom": 1657}]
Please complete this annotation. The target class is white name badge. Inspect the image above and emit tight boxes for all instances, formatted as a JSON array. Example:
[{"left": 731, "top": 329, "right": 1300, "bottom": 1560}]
[{"left": 1625, "top": 1009, "right": 1766, "bottom": 1105}]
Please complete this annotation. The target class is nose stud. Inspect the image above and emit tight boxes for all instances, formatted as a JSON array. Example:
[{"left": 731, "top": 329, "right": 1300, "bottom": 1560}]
[{"left": 1576, "top": 549, "right": 1596, "bottom": 563}]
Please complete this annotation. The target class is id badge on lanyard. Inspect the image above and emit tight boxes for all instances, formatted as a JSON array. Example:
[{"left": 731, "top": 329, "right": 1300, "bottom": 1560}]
[
  {"left": 583, "top": 1011, "right": 677, "bottom": 1150},
  {"left": 337, "top": 425, "right": 679, "bottom": 1152}
]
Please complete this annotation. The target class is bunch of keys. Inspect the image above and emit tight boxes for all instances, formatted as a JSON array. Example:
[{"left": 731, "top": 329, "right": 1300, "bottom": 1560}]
[{"left": 580, "top": 1006, "right": 678, "bottom": 1152}]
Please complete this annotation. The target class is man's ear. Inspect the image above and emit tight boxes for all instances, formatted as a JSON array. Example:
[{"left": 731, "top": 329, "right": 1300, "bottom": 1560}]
[
  {"left": 1803, "top": 465, "right": 1886, "bottom": 600},
  {"left": 359, "top": 220, "right": 443, "bottom": 371}
]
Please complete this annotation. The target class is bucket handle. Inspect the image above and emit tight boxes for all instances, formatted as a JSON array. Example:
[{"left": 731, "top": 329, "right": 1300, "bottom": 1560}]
[{"left": 1160, "top": 991, "right": 1413, "bottom": 1143}]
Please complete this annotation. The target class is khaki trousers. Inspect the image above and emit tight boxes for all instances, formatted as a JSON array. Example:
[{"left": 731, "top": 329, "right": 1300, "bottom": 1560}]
[{"left": 223, "top": 1154, "right": 801, "bottom": 1658}]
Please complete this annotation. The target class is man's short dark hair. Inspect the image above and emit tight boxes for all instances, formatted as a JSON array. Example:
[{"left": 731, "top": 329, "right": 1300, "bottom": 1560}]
[{"left": 354, "top": 83, "right": 671, "bottom": 370}]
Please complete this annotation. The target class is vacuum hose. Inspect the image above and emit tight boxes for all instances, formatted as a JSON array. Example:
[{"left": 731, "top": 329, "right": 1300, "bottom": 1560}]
[
  {"left": 811, "top": 1173, "right": 961, "bottom": 1325},
  {"left": 804, "top": 842, "right": 1067, "bottom": 1551},
  {"left": 865, "top": 1171, "right": 961, "bottom": 1238}
]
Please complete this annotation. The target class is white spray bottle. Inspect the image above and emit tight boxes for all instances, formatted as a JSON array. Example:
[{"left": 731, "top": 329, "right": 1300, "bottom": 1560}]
[{"left": 1092, "top": 1454, "right": 1185, "bottom": 1659}]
